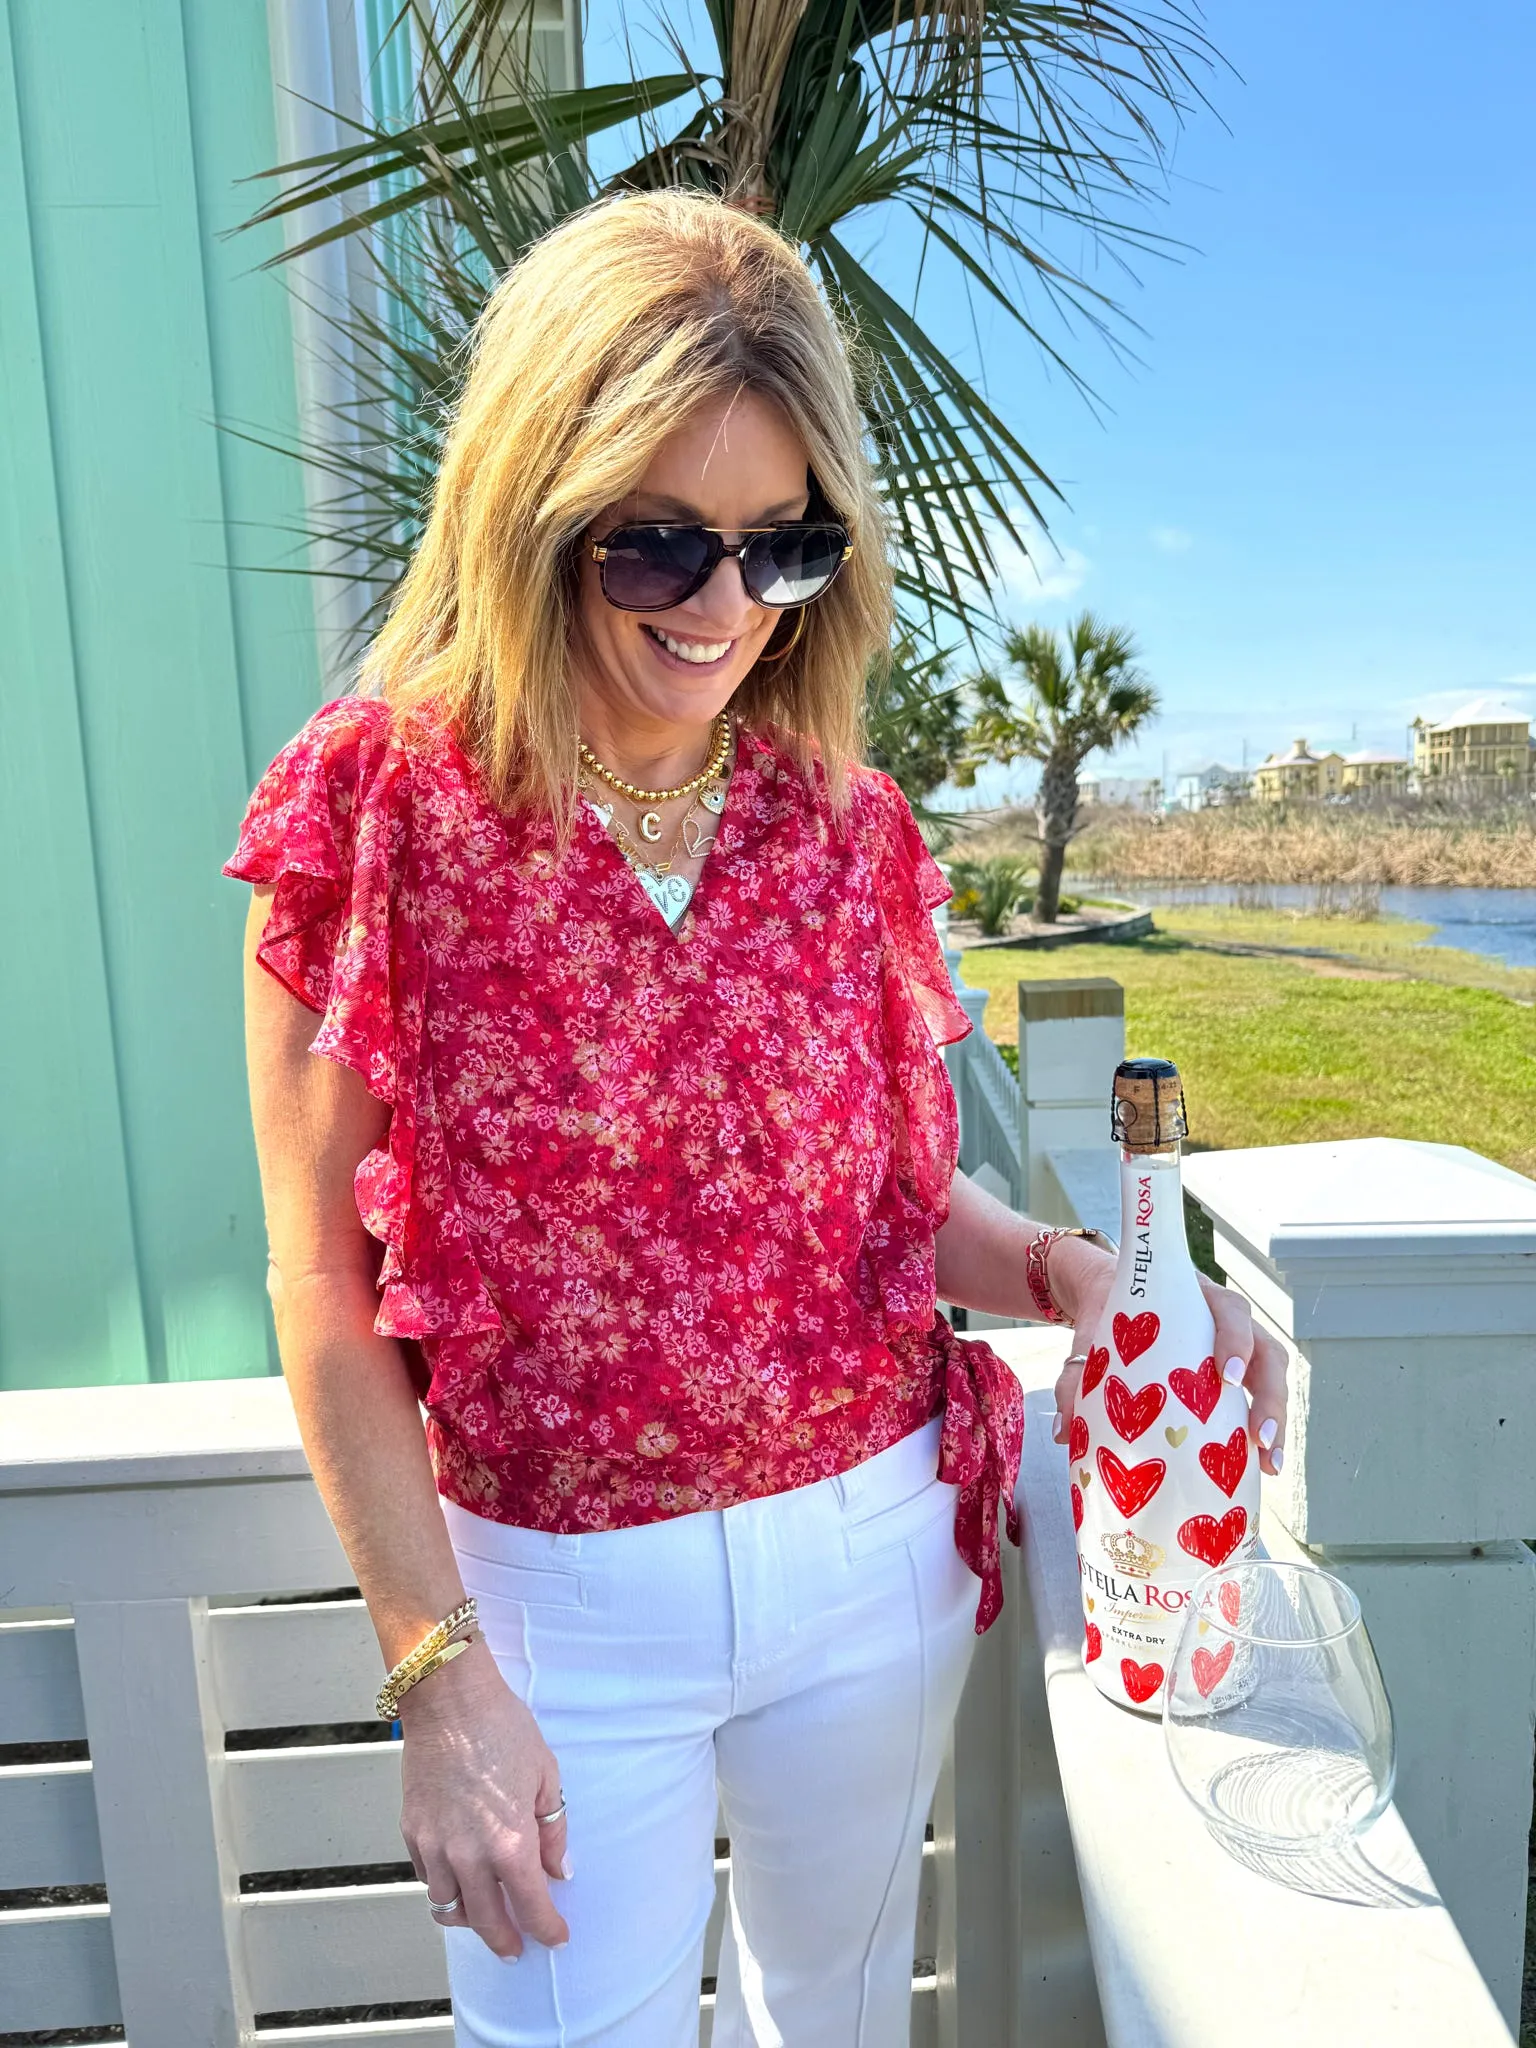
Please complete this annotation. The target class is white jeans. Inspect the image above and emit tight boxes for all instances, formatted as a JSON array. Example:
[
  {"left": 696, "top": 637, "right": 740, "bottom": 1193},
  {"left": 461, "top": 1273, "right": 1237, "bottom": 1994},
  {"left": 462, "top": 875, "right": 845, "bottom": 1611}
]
[{"left": 438, "top": 1416, "right": 978, "bottom": 2047}]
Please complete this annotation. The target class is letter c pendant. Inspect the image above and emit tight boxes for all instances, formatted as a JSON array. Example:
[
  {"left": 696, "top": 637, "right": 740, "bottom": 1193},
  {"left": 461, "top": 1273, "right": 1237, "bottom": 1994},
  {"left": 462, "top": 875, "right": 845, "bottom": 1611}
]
[{"left": 638, "top": 810, "right": 663, "bottom": 842}]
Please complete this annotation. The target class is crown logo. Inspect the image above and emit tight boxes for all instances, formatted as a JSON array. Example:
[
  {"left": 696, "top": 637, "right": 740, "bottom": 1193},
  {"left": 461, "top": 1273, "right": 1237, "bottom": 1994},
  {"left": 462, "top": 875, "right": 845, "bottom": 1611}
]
[{"left": 1102, "top": 1528, "right": 1165, "bottom": 1579}]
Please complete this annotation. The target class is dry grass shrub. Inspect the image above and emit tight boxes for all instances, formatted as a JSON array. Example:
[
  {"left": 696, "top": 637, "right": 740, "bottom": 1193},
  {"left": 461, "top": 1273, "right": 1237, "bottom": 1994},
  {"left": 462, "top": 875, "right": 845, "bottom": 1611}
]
[{"left": 1052, "top": 804, "right": 1536, "bottom": 890}]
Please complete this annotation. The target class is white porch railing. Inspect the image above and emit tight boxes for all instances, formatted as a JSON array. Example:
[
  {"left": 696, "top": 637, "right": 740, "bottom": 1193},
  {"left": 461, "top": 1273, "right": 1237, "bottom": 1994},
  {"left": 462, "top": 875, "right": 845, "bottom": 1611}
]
[
  {"left": 948, "top": 970, "right": 1535, "bottom": 2037},
  {"left": 0, "top": 1379, "right": 943, "bottom": 2048}
]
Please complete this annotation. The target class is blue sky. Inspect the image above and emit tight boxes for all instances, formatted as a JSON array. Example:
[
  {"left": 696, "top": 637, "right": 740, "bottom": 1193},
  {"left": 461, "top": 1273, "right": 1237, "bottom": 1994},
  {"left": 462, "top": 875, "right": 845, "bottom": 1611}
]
[{"left": 584, "top": 0, "right": 1536, "bottom": 796}]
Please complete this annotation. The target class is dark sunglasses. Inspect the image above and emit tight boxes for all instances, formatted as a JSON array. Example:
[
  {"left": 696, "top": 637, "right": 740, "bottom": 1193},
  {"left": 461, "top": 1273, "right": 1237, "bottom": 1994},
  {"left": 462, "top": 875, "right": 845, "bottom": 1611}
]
[{"left": 587, "top": 522, "right": 853, "bottom": 613}]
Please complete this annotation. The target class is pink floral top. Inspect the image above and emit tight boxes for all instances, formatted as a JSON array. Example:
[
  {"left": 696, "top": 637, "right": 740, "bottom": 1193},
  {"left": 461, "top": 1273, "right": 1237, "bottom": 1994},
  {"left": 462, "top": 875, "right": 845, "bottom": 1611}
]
[{"left": 226, "top": 699, "right": 1023, "bottom": 1628}]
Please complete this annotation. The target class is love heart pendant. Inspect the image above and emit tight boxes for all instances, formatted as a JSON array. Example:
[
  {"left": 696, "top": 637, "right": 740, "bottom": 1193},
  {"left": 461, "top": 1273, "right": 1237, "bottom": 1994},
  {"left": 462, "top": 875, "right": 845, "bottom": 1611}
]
[
  {"left": 637, "top": 868, "right": 694, "bottom": 928},
  {"left": 586, "top": 797, "right": 614, "bottom": 829}
]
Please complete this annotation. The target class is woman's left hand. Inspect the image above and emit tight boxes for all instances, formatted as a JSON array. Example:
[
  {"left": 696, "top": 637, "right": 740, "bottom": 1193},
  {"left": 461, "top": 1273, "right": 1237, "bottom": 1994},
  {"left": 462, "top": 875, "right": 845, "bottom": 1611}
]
[{"left": 1049, "top": 1251, "right": 1289, "bottom": 1478}]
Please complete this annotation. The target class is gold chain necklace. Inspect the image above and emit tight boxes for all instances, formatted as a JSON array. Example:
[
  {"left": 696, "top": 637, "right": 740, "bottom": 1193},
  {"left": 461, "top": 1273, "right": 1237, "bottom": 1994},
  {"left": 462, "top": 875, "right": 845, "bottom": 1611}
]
[{"left": 579, "top": 715, "right": 732, "bottom": 843}]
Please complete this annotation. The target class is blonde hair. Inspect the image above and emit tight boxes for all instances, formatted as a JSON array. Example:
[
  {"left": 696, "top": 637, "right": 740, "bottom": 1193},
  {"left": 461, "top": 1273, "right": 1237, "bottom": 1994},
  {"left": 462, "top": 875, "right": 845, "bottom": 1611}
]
[{"left": 363, "top": 190, "right": 893, "bottom": 817}]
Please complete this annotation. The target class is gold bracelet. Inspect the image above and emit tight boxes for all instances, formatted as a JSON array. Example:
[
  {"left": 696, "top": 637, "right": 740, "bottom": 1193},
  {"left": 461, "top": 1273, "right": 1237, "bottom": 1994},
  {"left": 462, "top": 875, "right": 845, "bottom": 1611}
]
[
  {"left": 380, "top": 1633, "right": 479, "bottom": 1718},
  {"left": 376, "top": 1599, "right": 478, "bottom": 1720},
  {"left": 377, "top": 1624, "right": 480, "bottom": 1720}
]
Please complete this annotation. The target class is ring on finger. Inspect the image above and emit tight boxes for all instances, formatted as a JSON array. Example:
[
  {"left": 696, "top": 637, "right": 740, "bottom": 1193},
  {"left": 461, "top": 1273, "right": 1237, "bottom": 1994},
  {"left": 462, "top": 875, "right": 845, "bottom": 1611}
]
[
  {"left": 1064, "top": 1353, "right": 1088, "bottom": 1368},
  {"left": 535, "top": 1796, "right": 567, "bottom": 1827},
  {"left": 427, "top": 1892, "right": 462, "bottom": 1916}
]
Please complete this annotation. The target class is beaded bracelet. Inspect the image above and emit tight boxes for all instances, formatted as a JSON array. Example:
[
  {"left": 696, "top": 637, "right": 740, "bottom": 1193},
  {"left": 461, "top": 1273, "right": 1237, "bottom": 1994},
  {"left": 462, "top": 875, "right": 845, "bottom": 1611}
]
[{"left": 376, "top": 1598, "right": 479, "bottom": 1721}]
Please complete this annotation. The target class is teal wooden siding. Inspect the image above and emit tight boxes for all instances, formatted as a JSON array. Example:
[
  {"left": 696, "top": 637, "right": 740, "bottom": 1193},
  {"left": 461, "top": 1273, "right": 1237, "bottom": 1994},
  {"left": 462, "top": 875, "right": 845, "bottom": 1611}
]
[{"left": 0, "top": 1, "right": 323, "bottom": 1388}]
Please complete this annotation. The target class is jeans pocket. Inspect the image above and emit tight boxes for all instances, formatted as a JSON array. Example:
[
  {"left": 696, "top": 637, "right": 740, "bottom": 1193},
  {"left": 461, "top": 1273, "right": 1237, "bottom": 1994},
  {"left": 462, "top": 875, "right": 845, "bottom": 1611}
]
[
  {"left": 442, "top": 1506, "right": 588, "bottom": 1609},
  {"left": 463, "top": 1563, "right": 586, "bottom": 1610},
  {"left": 842, "top": 1474, "right": 958, "bottom": 1563}
]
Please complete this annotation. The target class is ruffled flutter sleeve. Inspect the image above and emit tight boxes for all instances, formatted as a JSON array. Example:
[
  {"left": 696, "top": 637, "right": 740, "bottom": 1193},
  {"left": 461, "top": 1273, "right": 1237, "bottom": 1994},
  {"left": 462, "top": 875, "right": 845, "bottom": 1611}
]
[
  {"left": 856, "top": 768, "right": 971, "bottom": 1220},
  {"left": 225, "top": 697, "right": 399, "bottom": 1073},
  {"left": 225, "top": 698, "right": 501, "bottom": 1345},
  {"left": 855, "top": 768, "right": 1025, "bottom": 1634}
]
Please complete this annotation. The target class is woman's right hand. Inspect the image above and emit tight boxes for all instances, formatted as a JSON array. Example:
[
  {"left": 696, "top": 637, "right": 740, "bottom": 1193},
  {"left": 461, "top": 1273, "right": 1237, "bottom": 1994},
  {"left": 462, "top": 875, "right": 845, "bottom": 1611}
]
[{"left": 397, "top": 1638, "right": 571, "bottom": 1958}]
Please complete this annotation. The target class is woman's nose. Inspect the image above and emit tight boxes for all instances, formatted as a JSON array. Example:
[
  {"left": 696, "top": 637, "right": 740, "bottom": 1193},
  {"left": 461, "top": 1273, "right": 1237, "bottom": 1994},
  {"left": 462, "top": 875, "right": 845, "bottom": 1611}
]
[{"left": 680, "top": 553, "right": 760, "bottom": 633}]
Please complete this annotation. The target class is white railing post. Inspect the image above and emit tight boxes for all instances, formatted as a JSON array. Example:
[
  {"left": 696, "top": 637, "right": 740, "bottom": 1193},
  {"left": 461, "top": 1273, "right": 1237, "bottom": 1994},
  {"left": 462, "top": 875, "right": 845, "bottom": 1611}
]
[
  {"left": 1017, "top": 982, "right": 1124, "bottom": 1225},
  {"left": 1184, "top": 1137, "right": 1536, "bottom": 2027},
  {"left": 71, "top": 1595, "right": 252, "bottom": 2047}
]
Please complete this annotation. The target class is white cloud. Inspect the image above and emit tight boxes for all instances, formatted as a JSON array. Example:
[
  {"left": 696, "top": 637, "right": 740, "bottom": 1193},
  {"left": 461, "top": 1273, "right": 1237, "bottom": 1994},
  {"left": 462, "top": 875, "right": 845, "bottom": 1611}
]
[
  {"left": 1499, "top": 671, "right": 1536, "bottom": 685},
  {"left": 1150, "top": 525, "right": 1193, "bottom": 554},
  {"left": 984, "top": 511, "right": 1089, "bottom": 614}
]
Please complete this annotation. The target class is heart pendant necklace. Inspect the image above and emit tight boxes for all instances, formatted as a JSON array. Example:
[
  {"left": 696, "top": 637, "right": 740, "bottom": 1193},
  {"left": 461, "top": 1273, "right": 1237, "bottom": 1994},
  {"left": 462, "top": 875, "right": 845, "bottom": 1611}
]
[{"left": 581, "top": 753, "right": 731, "bottom": 929}]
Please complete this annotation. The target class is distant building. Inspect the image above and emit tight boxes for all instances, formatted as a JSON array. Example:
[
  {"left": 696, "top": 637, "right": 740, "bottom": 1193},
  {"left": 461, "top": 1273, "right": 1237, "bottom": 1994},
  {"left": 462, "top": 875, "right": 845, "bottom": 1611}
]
[
  {"left": 1079, "top": 774, "right": 1162, "bottom": 811},
  {"left": 1252, "top": 739, "right": 1345, "bottom": 804},
  {"left": 1174, "top": 762, "right": 1249, "bottom": 810},
  {"left": 1339, "top": 749, "right": 1410, "bottom": 794},
  {"left": 1411, "top": 699, "right": 1533, "bottom": 790}
]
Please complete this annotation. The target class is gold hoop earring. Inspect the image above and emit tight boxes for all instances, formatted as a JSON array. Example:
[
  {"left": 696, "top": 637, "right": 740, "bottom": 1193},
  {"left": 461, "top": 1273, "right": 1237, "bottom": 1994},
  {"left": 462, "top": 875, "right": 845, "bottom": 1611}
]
[{"left": 757, "top": 608, "right": 807, "bottom": 665}]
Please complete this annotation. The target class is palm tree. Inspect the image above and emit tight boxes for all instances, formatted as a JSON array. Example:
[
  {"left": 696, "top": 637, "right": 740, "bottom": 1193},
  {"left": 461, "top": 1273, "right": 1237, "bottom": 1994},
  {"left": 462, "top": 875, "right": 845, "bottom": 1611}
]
[
  {"left": 240, "top": 1, "right": 1217, "bottom": 656},
  {"left": 958, "top": 612, "right": 1157, "bottom": 920}
]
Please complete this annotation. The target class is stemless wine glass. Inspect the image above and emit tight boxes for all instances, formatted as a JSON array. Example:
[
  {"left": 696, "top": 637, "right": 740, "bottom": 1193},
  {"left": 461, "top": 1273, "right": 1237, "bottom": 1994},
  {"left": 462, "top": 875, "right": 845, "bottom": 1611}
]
[{"left": 1163, "top": 1559, "right": 1395, "bottom": 1856}]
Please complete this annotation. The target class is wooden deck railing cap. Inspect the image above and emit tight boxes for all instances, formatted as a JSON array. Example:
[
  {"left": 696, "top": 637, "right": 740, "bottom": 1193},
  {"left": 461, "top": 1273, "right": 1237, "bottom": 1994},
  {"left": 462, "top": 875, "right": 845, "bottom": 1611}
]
[
  {"left": 1018, "top": 978, "right": 1126, "bottom": 1023},
  {"left": 0, "top": 1375, "right": 309, "bottom": 1492}
]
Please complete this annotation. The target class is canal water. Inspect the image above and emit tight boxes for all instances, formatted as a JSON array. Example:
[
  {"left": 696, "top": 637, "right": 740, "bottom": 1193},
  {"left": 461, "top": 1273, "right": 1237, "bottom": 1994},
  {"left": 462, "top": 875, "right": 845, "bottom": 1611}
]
[{"left": 1094, "top": 881, "right": 1536, "bottom": 971}]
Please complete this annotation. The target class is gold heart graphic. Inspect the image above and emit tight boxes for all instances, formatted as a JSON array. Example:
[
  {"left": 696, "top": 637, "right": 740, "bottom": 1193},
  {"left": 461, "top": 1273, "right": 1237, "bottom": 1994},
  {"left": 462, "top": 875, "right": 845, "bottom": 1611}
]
[
  {"left": 1198, "top": 1617, "right": 1209, "bottom": 1636},
  {"left": 1077, "top": 1467, "right": 1092, "bottom": 1488},
  {"left": 1086, "top": 1597, "right": 1095, "bottom": 1613},
  {"left": 1165, "top": 1424, "right": 1189, "bottom": 1448}
]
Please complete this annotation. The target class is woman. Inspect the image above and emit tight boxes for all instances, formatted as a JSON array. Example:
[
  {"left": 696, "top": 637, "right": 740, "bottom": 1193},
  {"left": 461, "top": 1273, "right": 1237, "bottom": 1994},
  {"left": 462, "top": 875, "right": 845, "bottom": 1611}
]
[{"left": 230, "top": 192, "right": 1286, "bottom": 2047}]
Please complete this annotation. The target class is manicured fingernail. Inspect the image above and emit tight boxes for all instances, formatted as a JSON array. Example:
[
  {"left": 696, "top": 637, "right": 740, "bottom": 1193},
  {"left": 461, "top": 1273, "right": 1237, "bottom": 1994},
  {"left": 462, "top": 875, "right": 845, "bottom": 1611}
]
[
  {"left": 1223, "top": 1356, "right": 1246, "bottom": 1384},
  {"left": 560, "top": 1856, "right": 575, "bottom": 1881},
  {"left": 1258, "top": 1417, "right": 1278, "bottom": 1450},
  {"left": 502, "top": 1953, "right": 520, "bottom": 1966},
  {"left": 552, "top": 1938, "right": 570, "bottom": 1950},
  {"left": 1052, "top": 1414, "right": 1066, "bottom": 1443},
  {"left": 1271, "top": 1446, "right": 1285, "bottom": 1472}
]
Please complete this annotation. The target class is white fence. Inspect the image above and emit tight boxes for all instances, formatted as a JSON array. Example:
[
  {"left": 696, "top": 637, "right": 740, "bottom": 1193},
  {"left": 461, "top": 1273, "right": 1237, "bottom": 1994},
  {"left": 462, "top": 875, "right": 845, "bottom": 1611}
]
[
  {"left": 0, "top": 1380, "right": 942, "bottom": 2048},
  {"left": 1, "top": 973, "right": 1531, "bottom": 2045}
]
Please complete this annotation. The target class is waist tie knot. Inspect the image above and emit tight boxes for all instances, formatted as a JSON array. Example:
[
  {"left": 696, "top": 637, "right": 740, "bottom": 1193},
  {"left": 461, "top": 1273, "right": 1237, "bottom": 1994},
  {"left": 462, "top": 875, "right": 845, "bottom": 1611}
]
[{"left": 938, "top": 1334, "right": 1025, "bottom": 1633}]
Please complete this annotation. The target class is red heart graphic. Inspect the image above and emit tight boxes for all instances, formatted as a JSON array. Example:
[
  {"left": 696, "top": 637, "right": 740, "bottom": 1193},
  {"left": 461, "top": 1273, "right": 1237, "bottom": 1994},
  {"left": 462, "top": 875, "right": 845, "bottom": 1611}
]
[
  {"left": 1169, "top": 1355, "right": 1221, "bottom": 1423},
  {"left": 1113, "top": 1311, "right": 1160, "bottom": 1366},
  {"left": 1104, "top": 1375, "right": 1166, "bottom": 1442},
  {"left": 1081, "top": 1346, "right": 1110, "bottom": 1396},
  {"left": 1192, "top": 1642, "right": 1235, "bottom": 1699},
  {"left": 1218, "top": 1580, "right": 1242, "bottom": 1627},
  {"left": 1178, "top": 1507, "right": 1248, "bottom": 1568},
  {"left": 1096, "top": 1446, "right": 1166, "bottom": 1519},
  {"left": 1084, "top": 1622, "right": 1103, "bottom": 1663},
  {"left": 1121, "top": 1658, "right": 1164, "bottom": 1705},
  {"left": 1199, "top": 1427, "right": 1249, "bottom": 1499},
  {"left": 1071, "top": 1483, "right": 1084, "bottom": 1531},
  {"left": 1069, "top": 1415, "right": 1089, "bottom": 1464}
]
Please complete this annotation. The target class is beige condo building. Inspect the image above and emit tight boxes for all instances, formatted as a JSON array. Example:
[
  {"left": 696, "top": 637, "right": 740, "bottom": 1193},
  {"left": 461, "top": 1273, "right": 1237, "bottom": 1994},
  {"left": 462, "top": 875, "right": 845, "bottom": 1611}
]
[
  {"left": 1252, "top": 738, "right": 1344, "bottom": 803},
  {"left": 1340, "top": 749, "right": 1410, "bottom": 794},
  {"left": 1411, "top": 699, "right": 1534, "bottom": 789}
]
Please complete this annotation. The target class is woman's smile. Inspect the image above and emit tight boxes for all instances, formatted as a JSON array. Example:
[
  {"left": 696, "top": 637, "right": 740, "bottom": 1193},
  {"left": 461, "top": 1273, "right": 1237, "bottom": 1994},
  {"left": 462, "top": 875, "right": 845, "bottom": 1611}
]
[{"left": 641, "top": 622, "right": 738, "bottom": 672}]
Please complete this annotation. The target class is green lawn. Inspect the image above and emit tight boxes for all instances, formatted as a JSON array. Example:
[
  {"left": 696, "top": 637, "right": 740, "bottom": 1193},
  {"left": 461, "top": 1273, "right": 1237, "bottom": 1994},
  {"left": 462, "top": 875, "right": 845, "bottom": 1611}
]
[{"left": 958, "top": 904, "right": 1536, "bottom": 1179}]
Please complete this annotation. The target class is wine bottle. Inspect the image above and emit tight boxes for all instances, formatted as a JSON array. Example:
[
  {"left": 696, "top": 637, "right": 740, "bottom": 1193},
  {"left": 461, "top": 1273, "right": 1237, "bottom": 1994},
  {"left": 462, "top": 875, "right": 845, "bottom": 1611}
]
[{"left": 1071, "top": 1058, "right": 1260, "bottom": 1714}]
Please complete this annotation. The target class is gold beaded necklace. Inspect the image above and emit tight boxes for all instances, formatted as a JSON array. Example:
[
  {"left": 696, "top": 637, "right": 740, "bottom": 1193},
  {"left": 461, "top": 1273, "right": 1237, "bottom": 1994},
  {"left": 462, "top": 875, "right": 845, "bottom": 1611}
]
[{"left": 579, "top": 714, "right": 732, "bottom": 844}]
